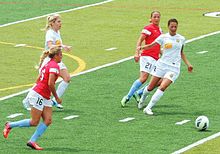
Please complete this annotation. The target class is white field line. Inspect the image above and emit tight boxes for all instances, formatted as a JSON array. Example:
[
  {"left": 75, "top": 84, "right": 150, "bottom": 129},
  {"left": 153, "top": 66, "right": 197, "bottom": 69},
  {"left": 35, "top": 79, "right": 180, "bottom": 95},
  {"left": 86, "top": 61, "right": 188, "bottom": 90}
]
[
  {"left": 0, "top": 4, "right": 220, "bottom": 152},
  {"left": 0, "top": 56, "right": 133, "bottom": 101},
  {"left": 0, "top": 0, "right": 114, "bottom": 28},
  {"left": 1, "top": 30, "right": 220, "bottom": 101},
  {"left": 1, "top": 31, "right": 220, "bottom": 152},
  {"left": 172, "top": 132, "right": 220, "bottom": 154}
]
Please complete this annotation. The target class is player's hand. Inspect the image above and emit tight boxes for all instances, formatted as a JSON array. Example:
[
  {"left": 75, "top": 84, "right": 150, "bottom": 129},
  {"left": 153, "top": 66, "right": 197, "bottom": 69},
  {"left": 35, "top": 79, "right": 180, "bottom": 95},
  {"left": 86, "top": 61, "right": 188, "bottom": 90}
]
[
  {"left": 136, "top": 46, "right": 142, "bottom": 51},
  {"left": 55, "top": 97, "right": 62, "bottom": 104},
  {"left": 134, "top": 54, "right": 140, "bottom": 62},
  {"left": 188, "top": 65, "right": 193, "bottom": 73},
  {"left": 63, "top": 45, "right": 72, "bottom": 52}
]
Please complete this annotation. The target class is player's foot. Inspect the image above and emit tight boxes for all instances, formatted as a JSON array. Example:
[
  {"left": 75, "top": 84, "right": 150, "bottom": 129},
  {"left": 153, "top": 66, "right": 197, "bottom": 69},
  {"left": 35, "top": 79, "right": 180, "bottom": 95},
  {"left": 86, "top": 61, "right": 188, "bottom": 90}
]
[
  {"left": 138, "top": 101, "right": 144, "bottom": 109},
  {"left": 3, "top": 122, "right": 11, "bottom": 139},
  {"left": 56, "top": 103, "right": 64, "bottom": 109},
  {"left": 52, "top": 100, "right": 64, "bottom": 109},
  {"left": 27, "top": 141, "right": 43, "bottom": 150},
  {"left": 133, "top": 92, "right": 141, "bottom": 103},
  {"left": 143, "top": 107, "right": 153, "bottom": 115},
  {"left": 22, "top": 99, "right": 31, "bottom": 111},
  {"left": 121, "top": 96, "right": 129, "bottom": 107}
]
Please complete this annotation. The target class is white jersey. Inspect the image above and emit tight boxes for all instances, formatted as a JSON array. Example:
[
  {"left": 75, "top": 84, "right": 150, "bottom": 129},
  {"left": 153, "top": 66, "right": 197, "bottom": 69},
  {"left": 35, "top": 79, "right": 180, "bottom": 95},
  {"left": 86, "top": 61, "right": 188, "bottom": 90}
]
[
  {"left": 45, "top": 29, "right": 62, "bottom": 50},
  {"left": 40, "top": 28, "right": 67, "bottom": 72},
  {"left": 155, "top": 33, "right": 185, "bottom": 68}
]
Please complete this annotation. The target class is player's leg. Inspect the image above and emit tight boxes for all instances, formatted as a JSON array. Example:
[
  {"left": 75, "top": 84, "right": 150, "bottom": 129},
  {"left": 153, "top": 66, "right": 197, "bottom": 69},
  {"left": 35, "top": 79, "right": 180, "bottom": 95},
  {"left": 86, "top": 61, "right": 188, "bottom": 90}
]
[
  {"left": 121, "top": 71, "right": 148, "bottom": 107},
  {"left": 3, "top": 91, "right": 43, "bottom": 139},
  {"left": 121, "top": 56, "right": 155, "bottom": 107},
  {"left": 144, "top": 78, "right": 172, "bottom": 115},
  {"left": 138, "top": 76, "right": 161, "bottom": 109},
  {"left": 28, "top": 104, "right": 52, "bottom": 150},
  {"left": 144, "top": 70, "right": 179, "bottom": 115},
  {"left": 52, "top": 62, "right": 70, "bottom": 109}
]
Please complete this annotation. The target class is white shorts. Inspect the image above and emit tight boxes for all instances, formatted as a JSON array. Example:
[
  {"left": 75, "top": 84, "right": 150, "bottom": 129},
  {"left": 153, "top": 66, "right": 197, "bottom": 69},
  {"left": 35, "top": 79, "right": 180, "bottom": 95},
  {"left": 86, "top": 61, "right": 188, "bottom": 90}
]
[
  {"left": 140, "top": 56, "right": 157, "bottom": 74},
  {"left": 26, "top": 90, "right": 53, "bottom": 111},
  {"left": 151, "top": 61, "right": 180, "bottom": 82},
  {"left": 39, "top": 56, "right": 67, "bottom": 73}
]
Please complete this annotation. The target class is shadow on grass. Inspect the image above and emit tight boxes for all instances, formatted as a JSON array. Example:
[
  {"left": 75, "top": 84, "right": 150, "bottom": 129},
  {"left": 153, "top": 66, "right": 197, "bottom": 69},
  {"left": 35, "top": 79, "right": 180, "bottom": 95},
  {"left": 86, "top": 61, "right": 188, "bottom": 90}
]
[{"left": 44, "top": 147, "right": 93, "bottom": 153}]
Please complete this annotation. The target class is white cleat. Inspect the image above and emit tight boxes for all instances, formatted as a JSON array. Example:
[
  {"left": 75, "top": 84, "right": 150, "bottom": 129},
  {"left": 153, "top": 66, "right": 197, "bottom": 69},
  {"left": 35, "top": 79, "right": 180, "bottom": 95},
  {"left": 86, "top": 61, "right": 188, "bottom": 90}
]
[
  {"left": 143, "top": 107, "right": 153, "bottom": 115},
  {"left": 56, "top": 103, "right": 64, "bottom": 109},
  {"left": 138, "top": 101, "right": 144, "bottom": 109}
]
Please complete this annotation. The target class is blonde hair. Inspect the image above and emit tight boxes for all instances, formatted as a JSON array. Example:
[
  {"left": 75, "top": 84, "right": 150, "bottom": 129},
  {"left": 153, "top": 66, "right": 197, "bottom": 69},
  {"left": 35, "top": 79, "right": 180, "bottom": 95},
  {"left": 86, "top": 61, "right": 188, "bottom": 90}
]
[
  {"left": 38, "top": 46, "right": 62, "bottom": 69},
  {"left": 42, "top": 14, "right": 61, "bottom": 31}
]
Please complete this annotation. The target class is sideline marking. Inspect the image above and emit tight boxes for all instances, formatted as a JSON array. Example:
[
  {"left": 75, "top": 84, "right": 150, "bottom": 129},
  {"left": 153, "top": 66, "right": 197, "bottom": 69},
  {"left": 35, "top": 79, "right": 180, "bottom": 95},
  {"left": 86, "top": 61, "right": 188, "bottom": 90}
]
[
  {"left": 119, "top": 117, "right": 135, "bottom": 122},
  {"left": 14, "top": 44, "right": 26, "bottom": 47},
  {"left": 175, "top": 120, "right": 191, "bottom": 125},
  {"left": 63, "top": 115, "right": 79, "bottom": 120},
  {"left": 1, "top": 31, "right": 220, "bottom": 153},
  {"left": 105, "top": 47, "right": 117, "bottom": 51},
  {"left": 0, "top": 41, "right": 86, "bottom": 92},
  {"left": 0, "top": 56, "right": 132, "bottom": 101},
  {"left": 203, "top": 12, "right": 220, "bottom": 18},
  {"left": 2, "top": 30, "right": 220, "bottom": 100},
  {"left": 196, "top": 51, "right": 208, "bottom": 54},
  {"left": 0, "top": 0, "right": 114, "bottom": 28},
  {"left": 172, "top": 132, "right": 220, "bottom": 154},
  {"left": 7, "top": 113, "right": 24, "bottom": 118}
]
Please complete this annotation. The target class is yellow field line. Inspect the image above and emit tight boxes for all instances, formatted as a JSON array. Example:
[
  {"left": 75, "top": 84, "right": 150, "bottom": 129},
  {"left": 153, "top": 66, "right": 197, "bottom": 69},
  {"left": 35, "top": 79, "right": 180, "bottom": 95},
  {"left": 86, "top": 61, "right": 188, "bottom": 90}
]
[{"left": 0, "top": 41, "right": 86, "bottom": 91}]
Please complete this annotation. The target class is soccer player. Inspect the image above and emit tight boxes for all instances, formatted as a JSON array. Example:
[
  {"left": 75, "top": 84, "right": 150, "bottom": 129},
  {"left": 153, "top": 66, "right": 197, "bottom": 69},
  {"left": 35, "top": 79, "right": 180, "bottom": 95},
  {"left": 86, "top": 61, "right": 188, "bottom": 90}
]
[
  {"left": 3, "top": 47, "right": 62, "bottom": 150},
  {"left": 23, "top": 14, "right": 71, "bottom": 110},
  {"left": 138, "top": 18, "right": 193, "bottom": 115},
  {"left": 121, "top": 11, "right": 162, "bottom": 107}
]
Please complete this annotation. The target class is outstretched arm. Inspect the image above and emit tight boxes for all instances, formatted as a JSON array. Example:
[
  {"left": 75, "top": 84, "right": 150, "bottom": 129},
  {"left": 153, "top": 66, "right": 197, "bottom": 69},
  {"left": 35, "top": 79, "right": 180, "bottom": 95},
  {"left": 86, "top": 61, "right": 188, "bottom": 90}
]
[
  {"left": 134, "top": 34, "right": 146, "bottom": 62},
  {"left": 181, "top": 46, "right": 193, "bottom": 72},
  {"left": 140, "top": 41, "right": 158, "bottom": 50},
  {"left": 47, "top": 41, "right": 72, "bottom": 52}
]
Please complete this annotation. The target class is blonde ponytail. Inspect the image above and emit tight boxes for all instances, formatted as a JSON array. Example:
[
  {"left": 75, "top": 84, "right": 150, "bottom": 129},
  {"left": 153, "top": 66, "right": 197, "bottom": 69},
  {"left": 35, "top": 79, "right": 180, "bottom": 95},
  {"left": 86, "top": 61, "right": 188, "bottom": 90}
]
[
  {"left": 41, "top": 14, "right": 61, "bottom": 32},
  {"left": 38, "top": 50, "right": 50, "bottom": 69}
]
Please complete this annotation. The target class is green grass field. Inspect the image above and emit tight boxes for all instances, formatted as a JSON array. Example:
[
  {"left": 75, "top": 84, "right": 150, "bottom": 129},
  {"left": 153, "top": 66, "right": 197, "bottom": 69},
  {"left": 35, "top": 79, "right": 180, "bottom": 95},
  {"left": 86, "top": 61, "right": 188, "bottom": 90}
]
[{"left": 1, "top": 0, "right": 220, "bottom": 153}]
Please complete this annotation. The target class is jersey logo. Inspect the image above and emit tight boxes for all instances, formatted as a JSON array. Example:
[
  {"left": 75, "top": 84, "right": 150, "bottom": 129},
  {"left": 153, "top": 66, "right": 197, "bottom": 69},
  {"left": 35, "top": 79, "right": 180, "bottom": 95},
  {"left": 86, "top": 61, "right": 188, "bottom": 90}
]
[
  {"left": 164, "top": 43, "right": 172, "bottom": 49},
  {"left": 56, "top": 40, "right": 61, "bottom": 46}
]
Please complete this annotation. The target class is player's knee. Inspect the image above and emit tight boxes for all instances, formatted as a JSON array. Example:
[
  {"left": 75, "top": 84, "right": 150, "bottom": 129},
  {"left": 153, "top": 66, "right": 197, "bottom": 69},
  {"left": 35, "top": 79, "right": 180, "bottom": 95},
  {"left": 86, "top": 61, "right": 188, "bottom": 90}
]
[
  {"left": 30, "top": 119, "right": 40, "bottom": 126},
  {"left": 147, "top": 85, "right": 154, "bottom": 91},
  {"left": 62, "top": 74, "right": 71, "bottom": 83},
  {"left": 44, "top": 118, "right": 52, "bottom": 126},
  {"left": 139, "top": 77, "right": 147, "bottom": 83}
]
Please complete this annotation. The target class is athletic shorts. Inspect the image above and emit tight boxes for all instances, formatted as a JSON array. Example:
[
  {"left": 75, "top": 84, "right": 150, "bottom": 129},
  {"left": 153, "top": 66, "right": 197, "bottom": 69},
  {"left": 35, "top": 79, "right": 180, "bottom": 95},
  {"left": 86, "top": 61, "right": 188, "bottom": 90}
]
[
  {"left": 151, "top": 61, "right": 180, "bottom": 82},
  {"left": 27, "top": 90, "right": 53, "bottom": 111},
  {"left": 140, "top": 56, "right": 157, "bottom": 74}
]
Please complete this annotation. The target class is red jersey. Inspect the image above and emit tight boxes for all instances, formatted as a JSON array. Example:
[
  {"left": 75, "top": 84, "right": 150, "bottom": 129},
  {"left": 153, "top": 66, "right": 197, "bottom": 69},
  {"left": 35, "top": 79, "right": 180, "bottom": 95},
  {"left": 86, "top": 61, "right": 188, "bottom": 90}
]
[
  {"left": 34, "top": 59, "right": 60, "bottom": 99},
  {"left": 141, "top": 23, "right": 162, "bottom": 60}
]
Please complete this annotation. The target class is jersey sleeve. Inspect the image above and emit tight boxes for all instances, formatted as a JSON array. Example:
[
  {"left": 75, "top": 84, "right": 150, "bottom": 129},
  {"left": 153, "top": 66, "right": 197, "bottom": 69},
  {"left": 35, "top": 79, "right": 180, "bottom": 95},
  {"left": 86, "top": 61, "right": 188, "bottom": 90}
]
[
  {"left": 155, "top": 34, "right": 164, "bottom": 45},
  {"left": 49, "top": 63, "right": 60, "bottom": 76},
  {"left": 141, "top": 26, "right": 151, "bottom": 36},
  {"left": 45, "top": 30, "right": 54, "bottom": 42}
]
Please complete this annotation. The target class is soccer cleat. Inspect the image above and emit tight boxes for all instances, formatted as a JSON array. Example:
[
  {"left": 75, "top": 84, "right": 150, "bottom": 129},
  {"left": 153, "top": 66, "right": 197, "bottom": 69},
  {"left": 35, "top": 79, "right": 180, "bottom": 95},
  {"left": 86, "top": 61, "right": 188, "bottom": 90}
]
[
  {"left": 138, "top": 101, "right": 144, "bottom": 109},
  {"left": 143, "top": 107, "right": 153, "bottom": 115},
  {"left": 56, "top": 103, "right": 64, "bottom": 109},
  {"left": 52, "top": 100, "right": 64, "bottom": 109},
  {"left": 121, "top": 96, "right": 129, "bottom": 107},
  {"left": 27, "top": 141, "right": 43, "bottom": 150},
  {"left": 3, "top": 122, "right": 11, "bottom": 139},
  {"left": 133, "top": 92, "right": 141, "bottom": 103}
]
